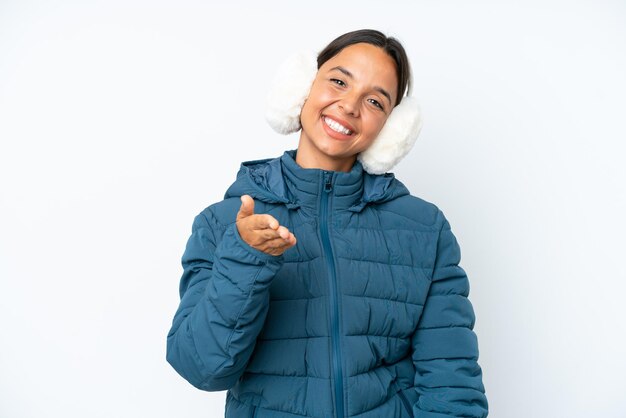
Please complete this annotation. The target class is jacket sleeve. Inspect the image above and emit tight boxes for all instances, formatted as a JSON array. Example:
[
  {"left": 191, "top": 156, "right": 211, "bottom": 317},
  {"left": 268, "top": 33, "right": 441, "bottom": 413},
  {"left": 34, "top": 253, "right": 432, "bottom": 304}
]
[
  {"left": 166, "top": 208, "right": 284, "bottom": 391},
  {"left": 410, "top": 210, "right": 489, "bottom": 417}
]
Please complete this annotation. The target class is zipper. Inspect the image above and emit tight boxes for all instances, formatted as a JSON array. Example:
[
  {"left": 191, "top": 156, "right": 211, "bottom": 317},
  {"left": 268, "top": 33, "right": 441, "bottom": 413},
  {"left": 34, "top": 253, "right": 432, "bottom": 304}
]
[
  {"left": 320, "top": 171, "right": 344, "bottom": 418},
  {"left": 251, "top": 405, "right": 258, "bottom": 418},
  {"left": 397, "top": 389, "right": 414, "bottom": 418}
]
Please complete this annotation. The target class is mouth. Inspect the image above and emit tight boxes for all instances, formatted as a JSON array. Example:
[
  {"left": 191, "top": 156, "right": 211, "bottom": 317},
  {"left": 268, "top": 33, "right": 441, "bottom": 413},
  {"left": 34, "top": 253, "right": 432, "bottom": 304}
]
[{"left": 321, "top": 115, "right": 355, "bottom": 138}]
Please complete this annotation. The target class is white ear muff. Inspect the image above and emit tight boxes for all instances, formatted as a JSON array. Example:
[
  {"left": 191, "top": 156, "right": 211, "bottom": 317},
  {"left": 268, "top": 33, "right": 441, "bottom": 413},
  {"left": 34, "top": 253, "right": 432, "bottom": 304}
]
[
  {"left": 265, "top": 50, "right": 423, "bottom": 174},
  {"left": 265, "top": 50, "right": 318, "bottom": 135},
  {"left": 357, "top": 96, "right": 423, "bottom": 175}
]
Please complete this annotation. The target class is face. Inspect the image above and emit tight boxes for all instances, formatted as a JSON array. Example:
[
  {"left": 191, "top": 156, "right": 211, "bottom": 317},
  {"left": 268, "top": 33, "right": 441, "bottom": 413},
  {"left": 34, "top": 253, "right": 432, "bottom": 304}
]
[{"left": 296, "top": 43, "right": 399, "bottom": 172}]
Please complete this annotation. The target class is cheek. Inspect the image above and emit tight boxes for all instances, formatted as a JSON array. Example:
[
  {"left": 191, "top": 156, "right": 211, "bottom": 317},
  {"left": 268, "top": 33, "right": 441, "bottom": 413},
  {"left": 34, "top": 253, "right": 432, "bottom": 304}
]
[
  {"left": 308, "top": 83, "right": 335, "bottom": 105},
  {"left": 365, "top": 114, "right": 389, "bottom": 135},
  {"left": 300, "top": 93, "right": 321, "bottom": 126},
  {"left": 300, "top": 98, "right": 317, "bottom": 123}
]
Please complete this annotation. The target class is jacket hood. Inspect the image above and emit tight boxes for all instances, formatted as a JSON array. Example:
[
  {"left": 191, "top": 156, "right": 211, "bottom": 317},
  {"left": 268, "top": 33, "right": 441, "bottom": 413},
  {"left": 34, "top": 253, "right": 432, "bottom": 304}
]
[{"left": 224, "top": 149, "right": 410, "bottom": 212}]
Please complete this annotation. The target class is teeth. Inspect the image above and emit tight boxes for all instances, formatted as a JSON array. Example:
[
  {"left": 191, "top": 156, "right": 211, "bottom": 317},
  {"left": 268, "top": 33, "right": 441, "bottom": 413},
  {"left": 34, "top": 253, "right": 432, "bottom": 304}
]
[{"left": 324, "top": 116, "right": 352, "bottom": 135}]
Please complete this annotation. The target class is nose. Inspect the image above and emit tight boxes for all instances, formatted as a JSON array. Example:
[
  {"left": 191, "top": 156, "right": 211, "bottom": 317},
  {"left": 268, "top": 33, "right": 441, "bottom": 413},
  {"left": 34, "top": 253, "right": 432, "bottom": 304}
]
[{"left": 338, "top": 92, "right": 360, "bottom": 117}]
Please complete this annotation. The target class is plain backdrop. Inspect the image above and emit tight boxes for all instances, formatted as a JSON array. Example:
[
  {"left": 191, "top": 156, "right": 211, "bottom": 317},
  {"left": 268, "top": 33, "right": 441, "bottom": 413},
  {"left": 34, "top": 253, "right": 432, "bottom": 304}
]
[{"left": 1, "top": 1, "right": 625, "bottom": 417}]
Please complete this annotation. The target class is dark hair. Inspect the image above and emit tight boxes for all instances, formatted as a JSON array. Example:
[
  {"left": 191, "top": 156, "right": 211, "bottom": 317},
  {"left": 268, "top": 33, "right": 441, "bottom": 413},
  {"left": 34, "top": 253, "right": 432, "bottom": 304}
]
[{"left": 317, "top": 29, "right": 412, "bottom": 107}]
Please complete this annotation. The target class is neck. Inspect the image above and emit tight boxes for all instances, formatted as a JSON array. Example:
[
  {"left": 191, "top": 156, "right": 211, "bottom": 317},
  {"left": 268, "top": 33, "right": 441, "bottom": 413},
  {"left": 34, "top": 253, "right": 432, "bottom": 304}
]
[{"left": 295, "top": 138, "right": 357, "bottom": 173}]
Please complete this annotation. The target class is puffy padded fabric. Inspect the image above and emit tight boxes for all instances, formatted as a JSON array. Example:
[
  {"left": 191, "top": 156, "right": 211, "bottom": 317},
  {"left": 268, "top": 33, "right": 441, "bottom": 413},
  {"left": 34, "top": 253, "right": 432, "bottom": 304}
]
[{"left": 166, "top": 149, "right": 488, "bottom": 418}]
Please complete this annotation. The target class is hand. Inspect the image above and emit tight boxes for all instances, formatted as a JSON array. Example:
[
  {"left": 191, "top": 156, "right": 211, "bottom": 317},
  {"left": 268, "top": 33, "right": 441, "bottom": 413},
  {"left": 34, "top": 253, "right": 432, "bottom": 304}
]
[{"left": 236, "top": 195, "right": 297, "bottom": 256}]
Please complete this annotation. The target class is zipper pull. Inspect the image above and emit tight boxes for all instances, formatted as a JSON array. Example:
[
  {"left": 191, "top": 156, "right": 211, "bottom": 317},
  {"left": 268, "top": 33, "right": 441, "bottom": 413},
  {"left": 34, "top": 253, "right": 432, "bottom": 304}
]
[{"left": 324, "top": 172, "right": 333, "bottom": 193}]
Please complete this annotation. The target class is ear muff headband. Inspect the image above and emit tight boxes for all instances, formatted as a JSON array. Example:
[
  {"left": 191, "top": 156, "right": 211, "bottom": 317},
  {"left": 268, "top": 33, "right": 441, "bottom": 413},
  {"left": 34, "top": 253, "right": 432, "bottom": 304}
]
[{"left": 265, "top": 50, "right": 423, "bottom": 175}]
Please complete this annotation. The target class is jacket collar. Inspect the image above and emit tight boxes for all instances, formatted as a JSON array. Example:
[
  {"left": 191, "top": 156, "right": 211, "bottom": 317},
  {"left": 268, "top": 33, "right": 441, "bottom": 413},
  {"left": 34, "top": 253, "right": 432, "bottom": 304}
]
[{"left": 223, "top": 149, "right": 409, "bottom": 213}]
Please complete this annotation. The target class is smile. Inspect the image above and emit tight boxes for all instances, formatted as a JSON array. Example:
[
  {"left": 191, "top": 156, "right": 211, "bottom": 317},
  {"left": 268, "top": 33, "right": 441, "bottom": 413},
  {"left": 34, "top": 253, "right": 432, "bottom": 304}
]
[{"left": 323, "top": 116, "right": 354, "bottom": 135}]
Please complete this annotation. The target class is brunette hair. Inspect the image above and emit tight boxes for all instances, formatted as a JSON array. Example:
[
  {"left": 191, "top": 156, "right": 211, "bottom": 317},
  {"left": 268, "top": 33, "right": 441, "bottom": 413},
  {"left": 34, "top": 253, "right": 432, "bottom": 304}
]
[{"left": 317, "top": 29, "right": 412, "bottom": 107}]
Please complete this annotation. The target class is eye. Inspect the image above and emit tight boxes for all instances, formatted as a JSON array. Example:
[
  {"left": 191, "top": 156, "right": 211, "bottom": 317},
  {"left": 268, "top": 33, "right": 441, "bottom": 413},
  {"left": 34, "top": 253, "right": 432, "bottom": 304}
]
[
  {"left": 368, "top": 98, "right": 384, "bottom": 111},
  {"left": 330, "top": 78, "right": 346, "bottom": 87}
]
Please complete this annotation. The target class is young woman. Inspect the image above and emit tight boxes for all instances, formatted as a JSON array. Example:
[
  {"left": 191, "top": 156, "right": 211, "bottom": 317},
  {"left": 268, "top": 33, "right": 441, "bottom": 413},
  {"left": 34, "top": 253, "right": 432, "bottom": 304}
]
[{"left": 166, "top": 29, "right": 489, "bottom": 418}]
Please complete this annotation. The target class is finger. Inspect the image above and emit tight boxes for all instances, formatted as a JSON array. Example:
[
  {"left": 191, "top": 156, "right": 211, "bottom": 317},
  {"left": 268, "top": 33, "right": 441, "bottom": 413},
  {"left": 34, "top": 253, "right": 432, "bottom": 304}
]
[
  {"left": 271, "top": 232, "right": 296, "bottom": 248},
  {"left": 253, "top": 214, "right": 279, "bottom": 231},
  {"left": 262, "top": 236, "right": 293, "bottom": 253},
  {"left": 280, "top": 232, "right": 296, "bottom": 248},
  {"left": 236, "top": 195, "right": 255, "bottom": 221},
  {"left": 258, "top": 227, "right": 282, "bottom": 241},
  {"left": 276, "top": 225, "right": 290, "bottom": 240},
  {"left": 281, "top": 233, "right": 297, "bottom": 251}
]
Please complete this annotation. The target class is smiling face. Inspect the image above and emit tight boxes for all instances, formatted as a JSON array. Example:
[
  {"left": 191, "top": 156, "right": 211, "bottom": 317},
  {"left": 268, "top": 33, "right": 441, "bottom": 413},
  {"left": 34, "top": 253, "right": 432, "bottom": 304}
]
[{"left": 296, "top": 43, "right": 399, "bottom": 172}]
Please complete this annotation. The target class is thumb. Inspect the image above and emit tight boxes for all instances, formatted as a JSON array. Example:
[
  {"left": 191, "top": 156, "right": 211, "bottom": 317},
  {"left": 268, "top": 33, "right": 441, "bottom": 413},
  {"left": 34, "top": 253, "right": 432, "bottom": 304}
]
[{"left": 237, "top": 194, "right": 255, "bottom": 221}]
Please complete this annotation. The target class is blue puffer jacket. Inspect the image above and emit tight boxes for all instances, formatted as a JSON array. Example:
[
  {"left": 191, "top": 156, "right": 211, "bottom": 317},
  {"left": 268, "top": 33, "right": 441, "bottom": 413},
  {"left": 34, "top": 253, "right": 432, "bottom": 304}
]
[{"left": 166, "top": 149, "right": 488, "bottom": 418}]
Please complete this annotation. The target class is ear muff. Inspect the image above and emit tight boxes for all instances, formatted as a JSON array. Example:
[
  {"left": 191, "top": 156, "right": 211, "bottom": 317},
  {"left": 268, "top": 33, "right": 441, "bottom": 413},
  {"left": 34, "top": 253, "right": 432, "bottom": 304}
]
[
  {"left": 265, "top": 50, "right": 318, "bottom": 135},
  {"left": 265, "top": 50, "right": 423, "bottom": 175}
]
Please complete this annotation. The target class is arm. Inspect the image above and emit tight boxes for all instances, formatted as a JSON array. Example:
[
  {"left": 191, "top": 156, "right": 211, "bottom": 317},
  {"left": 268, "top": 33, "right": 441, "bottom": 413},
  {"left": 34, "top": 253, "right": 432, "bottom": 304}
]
[
  {"left": 411, "top": 210, "right": 489, "bottom": 417},
  {"left": 166, "top": 208, "right": 284, "bottom": 391}
]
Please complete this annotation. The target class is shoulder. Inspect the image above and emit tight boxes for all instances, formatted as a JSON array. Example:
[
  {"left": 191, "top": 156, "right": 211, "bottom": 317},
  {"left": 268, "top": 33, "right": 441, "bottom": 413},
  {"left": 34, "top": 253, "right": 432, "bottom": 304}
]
[{"left": 376, "top": 191, "right": 446, "bottom": 231}]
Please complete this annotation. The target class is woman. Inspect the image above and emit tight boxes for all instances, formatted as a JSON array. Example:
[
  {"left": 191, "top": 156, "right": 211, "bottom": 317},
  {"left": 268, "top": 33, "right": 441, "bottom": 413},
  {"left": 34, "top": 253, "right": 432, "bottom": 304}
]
[{"left": 166, "top": 29, "right": 489, "bottom": 418}]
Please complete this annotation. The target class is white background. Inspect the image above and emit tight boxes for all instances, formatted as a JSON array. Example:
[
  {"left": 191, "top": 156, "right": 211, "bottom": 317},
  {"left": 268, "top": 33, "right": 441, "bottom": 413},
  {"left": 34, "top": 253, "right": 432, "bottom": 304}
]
[{"left": 1, "top": 1, "right": 625, "bottom": 417}]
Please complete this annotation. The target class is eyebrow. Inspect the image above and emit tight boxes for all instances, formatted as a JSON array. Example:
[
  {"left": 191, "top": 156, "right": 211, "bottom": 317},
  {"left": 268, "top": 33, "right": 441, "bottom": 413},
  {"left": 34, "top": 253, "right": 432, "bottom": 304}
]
[{"left": 329, "top": 66, "right": 392, "bottom": 105}]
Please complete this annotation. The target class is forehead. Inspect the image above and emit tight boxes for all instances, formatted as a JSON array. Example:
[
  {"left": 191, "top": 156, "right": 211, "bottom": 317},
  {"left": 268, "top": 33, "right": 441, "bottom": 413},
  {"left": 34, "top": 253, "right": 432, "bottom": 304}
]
[{"left": 320, "top": 43, "right": 398, "bottom": 100}]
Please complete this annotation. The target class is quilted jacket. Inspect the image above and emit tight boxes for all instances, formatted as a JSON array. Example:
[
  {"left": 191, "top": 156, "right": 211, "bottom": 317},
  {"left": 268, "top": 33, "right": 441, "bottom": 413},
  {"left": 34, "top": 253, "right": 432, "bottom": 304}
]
[{"left": 166, "top": 149, "right": 488, "bottom": 418}]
